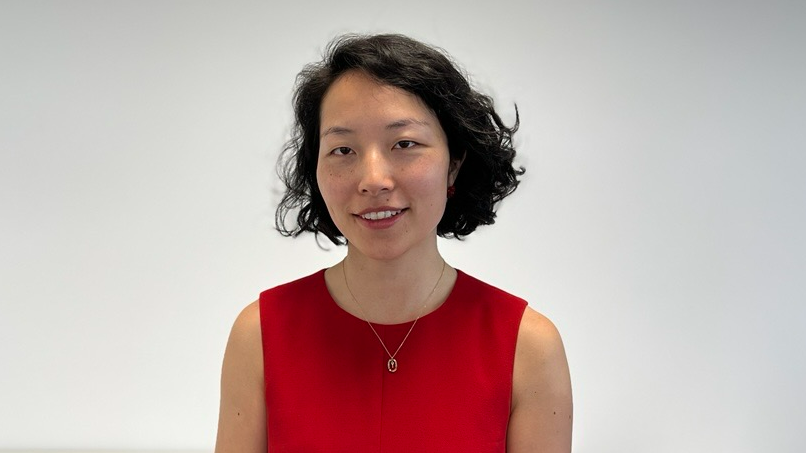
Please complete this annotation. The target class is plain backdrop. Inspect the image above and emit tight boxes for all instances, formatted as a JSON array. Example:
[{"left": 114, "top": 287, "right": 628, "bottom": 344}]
[{"left": 1, "top": 0, "right": 804, "bottom": 451}]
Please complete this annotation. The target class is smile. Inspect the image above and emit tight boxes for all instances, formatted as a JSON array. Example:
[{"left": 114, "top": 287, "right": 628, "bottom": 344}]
[{"left": 359, "top": 209, "right": 403, "bottom": 221}]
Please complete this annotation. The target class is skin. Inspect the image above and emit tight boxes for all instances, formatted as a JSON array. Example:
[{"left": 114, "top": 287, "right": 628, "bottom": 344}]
[
  {"left": 316, "top": 70, "right": 462, "bottom": 323},
  {"left": 215, "top": 70, "right": 573, "bottom": 452}
]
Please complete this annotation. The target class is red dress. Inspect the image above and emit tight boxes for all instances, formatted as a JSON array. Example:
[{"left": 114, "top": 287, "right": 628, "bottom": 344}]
[{"left": 259, "top": 269, "right": 527, "bottom": 452}]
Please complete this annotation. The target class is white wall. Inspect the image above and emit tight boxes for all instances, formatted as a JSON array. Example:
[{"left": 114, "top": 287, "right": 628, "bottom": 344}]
[{"left": 1, "top": 0, "right": 804, "bottom": 451}]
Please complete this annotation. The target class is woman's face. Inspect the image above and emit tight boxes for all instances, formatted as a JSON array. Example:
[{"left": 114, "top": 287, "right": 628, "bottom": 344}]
[{"left": 316, "top": 70, "right": 461, "bottom": 261}]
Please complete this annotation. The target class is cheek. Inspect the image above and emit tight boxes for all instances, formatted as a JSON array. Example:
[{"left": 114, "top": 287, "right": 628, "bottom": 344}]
[
  {"left": 316, "top": 160, "right": 337, "bottom": 193},
  {"left": 316, "top": 165, "right": 349, "bottom": 212},
  {"left": 315, "top": 167, "right": 334, "bottom": 205},
  {"left": 408, "top": 166, "right": 448, "bottom": 203}
]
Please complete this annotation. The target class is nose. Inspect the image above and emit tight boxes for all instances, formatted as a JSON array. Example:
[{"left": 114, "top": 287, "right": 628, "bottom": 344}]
[{"left": 357, "top": 149, "right": 394, "bottom": 195}]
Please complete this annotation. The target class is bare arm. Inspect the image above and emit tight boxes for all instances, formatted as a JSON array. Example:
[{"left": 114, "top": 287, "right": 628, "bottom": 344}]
[
  {"left": 215, "top": 301, "right": 267, "bottom": 453},
  {"left": 507, "top": 307, "right": 573, "bottom": 452}
]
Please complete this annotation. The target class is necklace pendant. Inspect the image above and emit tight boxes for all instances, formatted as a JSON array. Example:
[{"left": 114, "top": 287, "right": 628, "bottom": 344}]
[{"left": 387, "top": 358, "right": 398, "bottom": 373}]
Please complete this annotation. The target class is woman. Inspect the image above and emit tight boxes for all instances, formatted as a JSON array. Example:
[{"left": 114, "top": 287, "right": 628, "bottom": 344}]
[{"left": 215, "top": 34, "right": 572, "bottom": 452}]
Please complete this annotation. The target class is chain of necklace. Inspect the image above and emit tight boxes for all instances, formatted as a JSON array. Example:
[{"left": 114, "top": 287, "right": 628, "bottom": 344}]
[{"left": 342, "top": 259, "right": 447, "bottom": 373}]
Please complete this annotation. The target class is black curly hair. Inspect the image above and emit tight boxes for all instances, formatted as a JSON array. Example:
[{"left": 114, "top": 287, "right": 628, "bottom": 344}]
[{"left": 275, "top": 33, "right": 524, "bottom": 245}]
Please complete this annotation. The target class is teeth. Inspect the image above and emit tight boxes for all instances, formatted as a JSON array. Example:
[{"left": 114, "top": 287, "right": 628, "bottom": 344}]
[{"left": 361, "top": 210, "right": 401, "bottom": 220}]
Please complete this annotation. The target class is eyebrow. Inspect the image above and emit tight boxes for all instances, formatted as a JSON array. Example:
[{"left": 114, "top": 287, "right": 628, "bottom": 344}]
[
  {"left": 320, "top": 118, "right": 431, "bottom": 138},
  {"left": 385, "top": 118, "right": 430, "bottom": 130},
  {"left": 320, "top": 126, "right": 353, "bottom": 138}
]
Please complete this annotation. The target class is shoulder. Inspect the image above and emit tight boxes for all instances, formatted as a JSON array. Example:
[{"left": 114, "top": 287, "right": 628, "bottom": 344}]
[
  {"left": 455, "top": 270, "right": 528, "bottom": 312},
  {"left": 231, "top": 300, "right": 262, "bottom": 340},
  {"left": 224, "top": 300, "right": 263, "bottom": 375},
  {"left": 513, "top": 307, "right": 571, "bottom": 402},
  {"left": 515, "top": 307, "right": 566, "bottom": 365},
  {"left": 258, "top": 270, "right": 329, "bottom": 327},
  {"left": 508, "top": 306, "right": 573, "bottom": 452},
  {"left": 259, "top": 269, "right": 325, "bottom": 305}
]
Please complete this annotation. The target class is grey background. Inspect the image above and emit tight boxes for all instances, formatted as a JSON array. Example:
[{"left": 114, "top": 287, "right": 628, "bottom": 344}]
[{"left": 1, "top": 0, "right": 804, "bottom": 451}]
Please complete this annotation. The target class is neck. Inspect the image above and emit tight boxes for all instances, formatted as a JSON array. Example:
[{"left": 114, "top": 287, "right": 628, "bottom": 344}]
[{"left": 336, "top": 242, "right": 452, "bottom": 324}]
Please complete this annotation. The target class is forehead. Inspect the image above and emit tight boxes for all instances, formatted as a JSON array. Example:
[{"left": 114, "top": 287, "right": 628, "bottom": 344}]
[{"left": 319, "top": 71, "right": 438, "bottom": 132}]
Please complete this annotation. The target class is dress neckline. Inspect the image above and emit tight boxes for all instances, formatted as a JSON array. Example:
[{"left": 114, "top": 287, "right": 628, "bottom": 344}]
[{"left": 317, "top": 268, "right": 464, "bottom": 327}]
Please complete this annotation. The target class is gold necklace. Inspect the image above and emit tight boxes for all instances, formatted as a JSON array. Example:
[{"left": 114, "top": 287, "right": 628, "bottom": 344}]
[{"left": 342, "top": 259, "right": 447, "bottom": 373}]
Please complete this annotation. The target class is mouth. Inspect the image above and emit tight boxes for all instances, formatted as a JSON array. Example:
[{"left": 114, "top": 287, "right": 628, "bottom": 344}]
[{"left": 358, "top": 209, "right": 404, "bottom": 221}]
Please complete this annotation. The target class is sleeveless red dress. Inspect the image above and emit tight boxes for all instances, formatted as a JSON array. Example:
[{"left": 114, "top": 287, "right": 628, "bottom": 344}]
[{"left": 259, "top": 269, "right": 527, "bottom": 452}]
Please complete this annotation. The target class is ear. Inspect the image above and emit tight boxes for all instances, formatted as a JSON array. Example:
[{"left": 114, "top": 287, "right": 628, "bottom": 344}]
[{"left": 448, "top": 151, "right": 466, "bottom": 185}]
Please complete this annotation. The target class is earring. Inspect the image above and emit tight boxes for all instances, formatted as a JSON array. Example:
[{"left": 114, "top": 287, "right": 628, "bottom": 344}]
[{"left": 447, "top": 185, "right": 456, "bottom": 198}]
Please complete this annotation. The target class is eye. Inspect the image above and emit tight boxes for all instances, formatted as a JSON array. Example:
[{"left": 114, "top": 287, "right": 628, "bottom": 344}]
[
  {"left": 394, "top": 140, "right": 419, "bottom": 149},
  {"left": 330, "top": 146, "right": 353, "bottom": 156}
]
